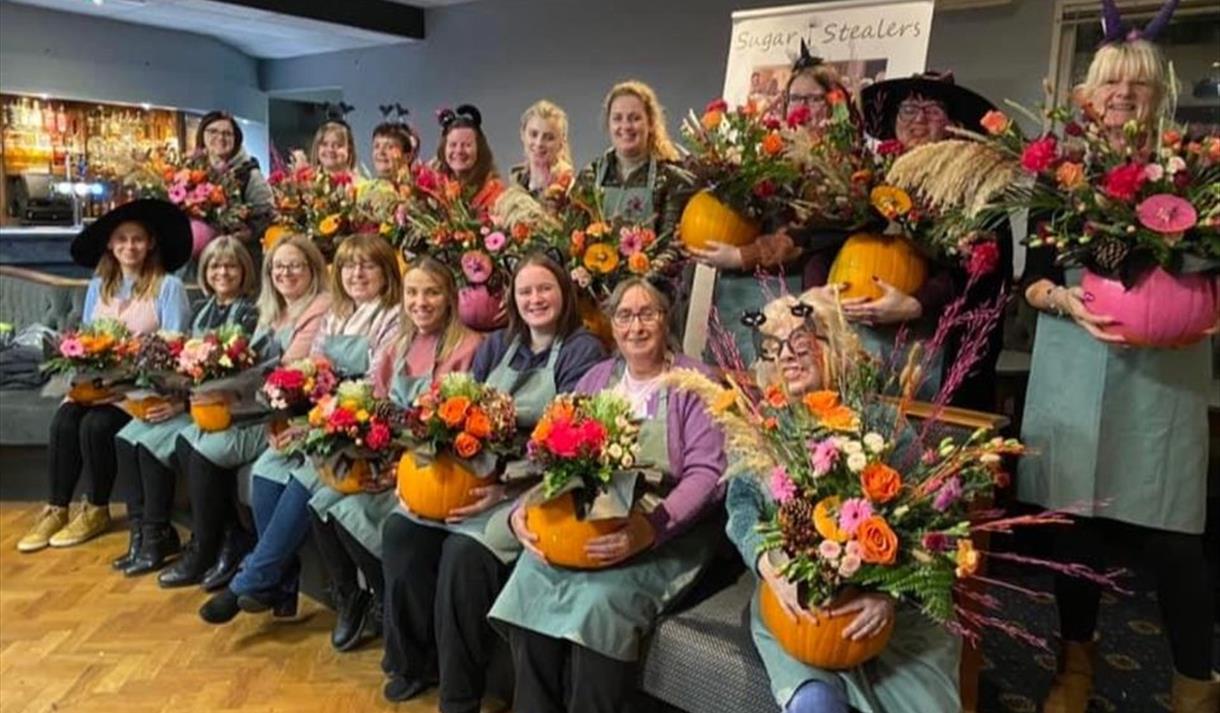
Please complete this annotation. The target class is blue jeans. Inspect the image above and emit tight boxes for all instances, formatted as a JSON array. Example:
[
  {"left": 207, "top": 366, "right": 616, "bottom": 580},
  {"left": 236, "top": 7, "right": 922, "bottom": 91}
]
[
  {"left": 787, "top": 680, "right": 848, "bottom": 713},
  {"left": 230, "top": 476, "right": 310, "bottom": 598}
]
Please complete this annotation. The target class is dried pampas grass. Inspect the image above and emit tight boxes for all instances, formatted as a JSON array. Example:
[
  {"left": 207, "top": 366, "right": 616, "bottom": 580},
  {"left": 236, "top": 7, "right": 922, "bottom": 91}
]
[
  {"left": 492, "top": 185, "right": 558, "bottom": 231},
  {"left": 886, "top": 140, "right": 1022, "bottom": 218}
]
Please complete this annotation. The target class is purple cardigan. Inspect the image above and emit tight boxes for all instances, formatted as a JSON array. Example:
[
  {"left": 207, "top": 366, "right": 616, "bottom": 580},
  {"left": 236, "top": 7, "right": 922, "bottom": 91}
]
[{"left": 576, "top": 355, "right": 727, "bottom": 546}]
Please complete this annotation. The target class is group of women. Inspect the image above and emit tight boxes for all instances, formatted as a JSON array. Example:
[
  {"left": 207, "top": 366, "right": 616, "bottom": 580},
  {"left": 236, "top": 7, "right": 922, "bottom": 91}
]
[{"left": 9, "top": 17, "right": 1217, "bottom": 713}]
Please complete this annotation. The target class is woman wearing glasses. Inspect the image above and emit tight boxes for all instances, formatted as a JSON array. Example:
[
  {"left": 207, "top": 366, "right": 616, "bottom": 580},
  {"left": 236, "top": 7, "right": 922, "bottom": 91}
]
[
  {"left": 491, "top": 276, "right": 726, "bottom": 713},
  {"left": 195, "top": 111, "right": 274, "bottom": 266},
  {"left": 163, "top": 235, "right": 332, "bottom": 590},
  {"left": 199, "top": 234, "right": 400, "bottom": 625}
]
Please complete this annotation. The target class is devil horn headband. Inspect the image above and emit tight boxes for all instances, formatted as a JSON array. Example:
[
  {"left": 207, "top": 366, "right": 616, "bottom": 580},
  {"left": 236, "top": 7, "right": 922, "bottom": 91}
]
[{"left": 1101, "top": 0, "right": 1179, "bottom": 44}]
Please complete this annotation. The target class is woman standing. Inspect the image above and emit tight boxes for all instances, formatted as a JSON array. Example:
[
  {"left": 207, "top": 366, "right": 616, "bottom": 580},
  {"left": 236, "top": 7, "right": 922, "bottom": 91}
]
[
  {"left": 434, "top": 104, "right": 504, "bottom": 211},
  {"left": 379, "top": 253, "right": 605, "bottom": 706},
  {"left": 195, "top": 111, "right": 275, "bottom": 265},
  {"left": 1018, "top": 33, "right": 1218, "bottom": 712},
  {"left": 490, "top": 276, "right": 726, "bottom": 713},
  {"left": 510, "top": 100, "right": 574, "bottom": 199},
  {"left": 311, "top": 119, "right": 359, "bottom": 175},
  {"left": 198, "top": 234, "right": 400, "bottom": 623},
  {"left": 17, "top": 200, "right": 192, "bottom": 552},
  {"left": 369, "top": 120, "right": 419, "bottom": 182},
  {"left": 161, "top": 235, "right": 332, "bottom": 589},
  {"left": 312, "top": 257, "right": 483, "bottom": 652},
  {"left": 727, "top": 292, "right": 960, "bottom": 713},
  {"left": 113, "top": 236, "right": 259, "bottom": 576}
]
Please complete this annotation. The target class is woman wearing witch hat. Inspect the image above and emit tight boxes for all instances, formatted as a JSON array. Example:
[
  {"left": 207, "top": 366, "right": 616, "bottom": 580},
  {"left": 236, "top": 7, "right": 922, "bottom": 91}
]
[{"left": 17, "top": 199, "right": 193, "bottom": 553}]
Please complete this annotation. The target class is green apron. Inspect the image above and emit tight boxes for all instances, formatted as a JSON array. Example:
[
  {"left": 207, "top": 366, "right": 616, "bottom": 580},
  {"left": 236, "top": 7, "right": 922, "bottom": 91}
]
[
  {"left": 597, "top": 154, "right": 657, "bottom": 227},
  {"left": 402, "top": 335, "right": 564, "bottom": 564},
  {"left": 488, "top": 368, "right": 719, "bottom": 662},
  {"left": 321, "top": 356, "right": 435, "bottom": 559},
  {"left": 1017, "top": 270, "right": 1210, "bottom": 534},
  {"left": 180, "top": 323, "right": 291, "bottom": 469}
]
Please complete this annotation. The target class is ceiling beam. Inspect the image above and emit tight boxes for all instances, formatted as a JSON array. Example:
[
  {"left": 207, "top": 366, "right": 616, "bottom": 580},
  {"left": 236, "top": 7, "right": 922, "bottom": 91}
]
[{"left": 210, "top": 0, "right": 425, "bottom": 40}]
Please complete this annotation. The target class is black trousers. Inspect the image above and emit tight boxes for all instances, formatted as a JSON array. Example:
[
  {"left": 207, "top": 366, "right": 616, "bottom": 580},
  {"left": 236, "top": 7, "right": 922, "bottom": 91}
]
[
  {"left": 310, "top": 511, "right": 384, "bottom": 601},
  {"left": 1054, "top": 517, "right": 1215, "bottom": 680},
  {"left": 506, "top": 624, "right": 637, "bottom": 713},
  {"left": 381, "top": 513, "right": 509, "bottom": 713},
  {"left": 178, "top": 439, "right": 241, "bottom": 560},
  {"left": 48, "top": 402, "right": 130, "bottom": 507},
  {"left": 115, "top": 439, "right": 176, "bottom": 526}
]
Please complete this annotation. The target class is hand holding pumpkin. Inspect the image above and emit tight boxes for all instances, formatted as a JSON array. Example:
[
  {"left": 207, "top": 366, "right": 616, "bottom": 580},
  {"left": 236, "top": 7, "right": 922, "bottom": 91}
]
[
  {"left": 687, "top": 240, "right": 745, "bottom": 271},
  {"left": 759, "top": 552, "right": 814, "bottom": 623},
  {"left": 840, "top": 278, "right": 922, "bottom": 325},
  {"left": 445, "top": 483, "right": 510, "bottom": 523},
  {"left": 1054, "top": 286, "right": 1128, "bottom": 345},
  {"left": 827, "top": 592, "right": 896, "bottom": 642},
  {"left": 509, "top": 504, "right": 546, "bottom": 560},
  {"left": 267, "top": 422, "right": 305, "bottom": 450},
  {"left": 582, "top": 512, "right": 654, "bottom": 566},
  {"left": 142, "top": 399, "right": 185, "bottom": 423}
]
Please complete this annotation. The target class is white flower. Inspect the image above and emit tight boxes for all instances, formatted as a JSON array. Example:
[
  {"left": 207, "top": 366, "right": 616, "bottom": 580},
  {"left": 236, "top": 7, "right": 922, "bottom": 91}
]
[
  {"left": 981, "top": 453, "right": 1001, "bottom": 465},
  {"left": 219, "top": 355, "right": 233, "bottom": 368},
  {"left": 862, "top": 433, "right": 885, "bottom": 453},
  {"left": 1166, "top": 156, "right": 1186, "bottom": 175},
  {"left": 841, "top": 440, "right": 863, "bottom": 455},
  {"left": 621, "top": 454, "right": 634, "bottom": 468},
  {"left": 608, "top": 443, "right": 623, "bottom": 460},
  {"left": 570, "top": 267, "right": 592, "bottom": 289},
  {"left": 846, "top": 452, "right": 868, "bottom": 473}
]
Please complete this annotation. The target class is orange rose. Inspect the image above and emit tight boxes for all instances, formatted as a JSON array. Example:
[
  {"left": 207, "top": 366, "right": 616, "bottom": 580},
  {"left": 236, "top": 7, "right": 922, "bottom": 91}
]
[
  {"left": 464, "top": 407, "right": 492, "bottom": 439},
  {"left": 763, "top": 416, "right": 779, "bottom": 431},
  {"left": 189, "top": 170, "right": 207, "bottom": 184},
  {"left": 802, "top": 390, "right": 839, "bottom": 414},
  {"left": 761, "top": 131, "right": 785, "bottom": 157},
  {"left": 860, "top": 462, "right": 902, "bottom": 504},
  {"left": 569, "top": 230, "right": 587, "bottom": 257},
  {"left": 454, "top": 431, "right": 481, "bottom": 459},
  {"left": 764, "top": 385, "right": 788, "bottom": 408},
  {"left": 826, "top": 88, "right": 846, "bottom": 105},
  {"left": 531, "top": 416, "right": 553, "bottom": 443},
  {"left": 701, "top": 110, "right": 724, "bottom": 132},
  {"left": 627, "top": 252, "right": 650, "bottom": 274},
  {"left": 1055, "top": 162, "right": 1085, "bottom": 190},
  {"left": 438, "top": 396, "right": 471, "bottom": 428},
  {"left": 856, "top": 516, "right": 898, "bottom": 565},
  {"left": 512, "top": 222, "right": 531, "bottom": 242},
  {"left": 980, "top": 110, "right": 1010, "bottom": 136}
]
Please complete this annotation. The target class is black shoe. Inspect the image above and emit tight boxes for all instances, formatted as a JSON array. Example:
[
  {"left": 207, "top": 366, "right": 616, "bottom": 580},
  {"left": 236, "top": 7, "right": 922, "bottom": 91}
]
[
  {"left": 200, "top": 527, "right": 252, "bottom": 592},
  {"left": 111, "top": 519, "right": 142, "bottom": 571},
  {"left": 272, "top": 592, "right": 299, "bottom": 619},
  {"left": 157, "top": 539, "right": 211, "bottom": 588},
  {"left": 364, "top": 595, "right": 383, "bottom": 641},
  {"left": 199, "top": 589, "right": 240, "bottom": 624},
  {"left": 331, "top": 588, "right": 371, "bottom": 652},
  {"left": 236, "top": 588, "right": 297, "bottom": 616},
  {"left": 123, "top": 523, "right": 182, "bottom": 577},
  {"left": 383, "top": 675, "right": 434, "bottom": 703}
]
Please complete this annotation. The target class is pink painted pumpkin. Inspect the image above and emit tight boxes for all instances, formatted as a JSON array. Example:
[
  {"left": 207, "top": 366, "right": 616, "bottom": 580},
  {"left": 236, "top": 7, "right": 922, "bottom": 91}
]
[
  {"left": 190, "top": 219, "right": 218, "bottom": 259},
  {"left": 458, "top": 285, "right": 507, "bottom": 332},
  {"left": 1082, "top": 267, "right": 1219, "bottom": 347}
]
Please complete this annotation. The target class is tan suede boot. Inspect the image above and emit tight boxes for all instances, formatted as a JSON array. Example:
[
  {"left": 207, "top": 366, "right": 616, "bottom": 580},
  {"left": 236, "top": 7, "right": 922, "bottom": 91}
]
[
  {"left": 48, "top": 502, "right": 111, "bottom": 547},
  {"left": 1172, "top": 671, "right": 1220, "bottom": 713},
  {"left": 1042, "top": 640, "right": 1096, "bottom": 713}
]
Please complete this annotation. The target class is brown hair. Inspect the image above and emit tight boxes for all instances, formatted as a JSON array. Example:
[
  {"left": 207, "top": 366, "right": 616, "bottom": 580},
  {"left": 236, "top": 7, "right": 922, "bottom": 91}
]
[
  {"left": 373, "top": 122, "right": 420, "bottom": 160},
  {"left": 310, "top": 120, "right": 358, "bottom": 172},
  {"left": 330, "top": 234, "right": 402, "bottom": 318},
  {"left": 197, "top": 235, "right": 257, "bottom": 298},
  {"left": 602, "top": 80, "right": 680, "bottom": 162},
  {"left": 397, "top": 256, "right": 473, "bottom": 368},
  {"left": 435, "top": 120, "right": 497, "bottom": 191},
  {"left": 195, "top": 111, "right": 243, "bottom": 160},
  {"left": 96, "top": 220, "right": 166, "bottom": 303},
  {"left": 257, "top": 234, "right": 329, "bottom": 329},
  {"left": 505, "top": 251, "right": 581, "bottom": 345}
]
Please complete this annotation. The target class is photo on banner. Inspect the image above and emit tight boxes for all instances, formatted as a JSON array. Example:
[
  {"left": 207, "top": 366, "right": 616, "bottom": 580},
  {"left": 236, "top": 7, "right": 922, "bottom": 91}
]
[{"left": 682, "top": 0, "right": 935, "bottom": 357}]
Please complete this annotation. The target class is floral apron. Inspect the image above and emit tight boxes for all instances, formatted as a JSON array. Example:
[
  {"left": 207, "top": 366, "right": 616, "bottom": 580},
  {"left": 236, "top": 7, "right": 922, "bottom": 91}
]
[
  {"left": 597, "top": 156, "right": 657, "bottom": 227},
  {"left": 1017, "top": 271, "right": 1210, "bottom": 534}
]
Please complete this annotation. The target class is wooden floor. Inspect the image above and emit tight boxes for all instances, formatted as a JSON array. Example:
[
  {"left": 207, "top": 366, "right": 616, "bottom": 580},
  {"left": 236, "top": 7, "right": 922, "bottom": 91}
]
[{"left": 0, "top": 501, "right": 447, "bottom": 713}]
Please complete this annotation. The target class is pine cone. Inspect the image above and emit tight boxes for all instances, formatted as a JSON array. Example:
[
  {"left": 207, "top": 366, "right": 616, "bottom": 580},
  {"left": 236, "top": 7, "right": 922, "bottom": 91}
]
[
  {"left": 778, "top": 499, "right": 819, "bottom": 556},
  {"left": 1091, "top": 238, "right": 1129, "bottom": 274}
]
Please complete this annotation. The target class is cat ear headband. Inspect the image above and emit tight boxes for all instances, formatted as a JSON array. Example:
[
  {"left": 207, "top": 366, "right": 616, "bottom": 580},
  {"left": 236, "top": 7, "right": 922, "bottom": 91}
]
[{"left": 1100, "top": 0, "right": 1178, "bottom": 45}]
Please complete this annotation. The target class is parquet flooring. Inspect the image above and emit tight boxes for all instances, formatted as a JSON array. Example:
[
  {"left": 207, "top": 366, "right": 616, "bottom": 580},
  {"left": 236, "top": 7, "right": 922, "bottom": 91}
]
[{"left": 0, "top": 501, "right": 445, "bottom": 713}]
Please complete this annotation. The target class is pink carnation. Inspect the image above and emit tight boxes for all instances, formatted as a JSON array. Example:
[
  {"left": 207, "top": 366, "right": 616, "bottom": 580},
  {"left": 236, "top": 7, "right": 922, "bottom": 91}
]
[
  {"left": 838, "top": 497, "right": 873, "bottom": 535},
  {"left": 59, "top": 337, "right": 85, "bottom": 358},
  {"left": 1102, "top": 163, "right": 1147, "bottom": 202},
  {"left": 484, "top": 231, "right": 507, "bottom": 252},
  {"left": 769, "top": 466, "right": 796, "bottom": 505},
  {"left": 810, "top": 438, "right": 839, "bottom": 477},
  {"left": 818, "top": 539, "right": 842, "bottom": 561},
  {"left": 1020, "top": 135, "right": 1059, "bottom": 173},
  {"left": 838, "top": 554, "right": 862, "bottom": 577}
]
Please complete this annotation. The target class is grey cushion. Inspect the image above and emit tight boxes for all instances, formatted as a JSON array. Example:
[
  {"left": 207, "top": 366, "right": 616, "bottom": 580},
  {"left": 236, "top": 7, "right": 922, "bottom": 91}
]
[
  {"left": 0, "top": 270, "right": 87, "bottom": 331},
  {"left": 0, "top": 387, "right": 58, "bottom": 446}
]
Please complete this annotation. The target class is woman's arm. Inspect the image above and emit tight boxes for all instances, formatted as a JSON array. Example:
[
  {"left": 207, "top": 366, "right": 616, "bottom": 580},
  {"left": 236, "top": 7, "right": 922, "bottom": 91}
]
[
  {"left": 645, "top": 390, "right": 726, "bottom": 546},
  {"left": 81, "top": 278, "right": 101, "bottom": 326},
  {"left": 157, "top": 277, "right": 193, "bottom": 333},
  {"left": 243, "top": 168, "right": 275, "bottom": 239},
  {"left": 554, "top": 331, "right": 609, "bottom": 393},
  {"left": 725, "top": 476, "right": 768, "bottom": 570}
]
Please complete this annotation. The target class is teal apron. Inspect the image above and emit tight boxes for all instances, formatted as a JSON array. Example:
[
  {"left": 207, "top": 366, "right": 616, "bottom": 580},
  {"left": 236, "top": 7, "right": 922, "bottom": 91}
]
[
  {"left": 402, "top": 335, "right": 564, "bottom": 564},
  {"left": 597, "top": 154, "right": 657, "bottom": 227},
  {"left": 322, "top": 352, "right": 436, "bottom": 559},
  {"left": 115, "top": 297, "right": 242, "bottom": 467},
  {"left": 179, "top": 323, "right": 290, "bottom": 469},
  {"left": 1017, "top": 270, "right": 1210, "bottom": 534},
  {"left": 488, "top": 365, "right": 719, "bottom": 662}
]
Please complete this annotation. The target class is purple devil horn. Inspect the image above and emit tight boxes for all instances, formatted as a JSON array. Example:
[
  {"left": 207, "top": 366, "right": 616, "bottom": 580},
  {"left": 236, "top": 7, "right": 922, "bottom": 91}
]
[
  {"left": 1100, "top": 0, "right": 1125, "bottom": 43},
  {"left": 1141, "top": 0, "right": 1179, "bottom": 40}
]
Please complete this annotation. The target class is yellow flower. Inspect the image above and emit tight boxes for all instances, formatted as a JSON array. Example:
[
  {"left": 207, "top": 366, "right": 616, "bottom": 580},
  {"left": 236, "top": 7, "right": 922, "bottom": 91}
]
[
  {"left": 583, "top": 243, "right": 620, "bottom": 274},
  {"left": 379, "top": 222, "right": 394, "bottom": 236},
  {"left": 813, "top": 496, "right": 848, "bottom": 543},
  {"left": 356, "top": 409, "right": 370, "bottom": 423},
  {"left": 870, "top": 185, "right": 913, "bottom": 220},
  {"left": 340, "top": 399, "right": 359, "bottom": 412},
  {"left": 586, "top": 221, "right": 610, "bottom": 238},
  {"left": 318, "top": 213, "right": 342, "bottom": 237},
  {"left": 955, "top": 538, "right": 980, "bottom": 578}
]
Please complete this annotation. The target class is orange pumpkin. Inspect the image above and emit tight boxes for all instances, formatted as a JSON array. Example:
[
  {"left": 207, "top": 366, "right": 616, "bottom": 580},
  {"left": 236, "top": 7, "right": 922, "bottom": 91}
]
[
  {"left": 679, "top": 190, "right": 760, "bottom": 251},
  {"left": 68, "top": 382, "right": 114, "bottom": 405},
  {"left": 262, "top": 224, "right": 292, "bottom": 252},
  {"left": 827, "top": 233, "right": 928, "bottom": 302},
  {"left": 190, "top": 401, "right": 232, "bottom": 432},
  {"left": 525, "top": 492, "right": 650, "bottom": 569},
  {"left": 397, "top": 452, "right": 484, "bottom": 521},
  {"left": 758, "top": 581, "right": 894, "bottom": 670},
  {"left": 319, "top": 456, "right": 371, "bottom": 495},
  {"left": 577, "top": 292, "right": 613, "bottom": 349},
  {"left": 124, "top": 395, "right": 170, "bottom": 422}
]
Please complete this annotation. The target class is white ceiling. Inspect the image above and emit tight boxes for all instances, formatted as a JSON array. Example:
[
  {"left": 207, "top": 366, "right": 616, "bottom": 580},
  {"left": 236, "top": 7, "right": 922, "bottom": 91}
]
[{"left": 4, "top": 0, "right": 477, "bottom": 59}]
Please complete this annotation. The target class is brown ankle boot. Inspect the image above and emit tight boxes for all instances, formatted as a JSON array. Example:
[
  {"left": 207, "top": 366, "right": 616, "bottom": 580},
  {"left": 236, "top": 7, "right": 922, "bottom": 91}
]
[
  {"left": 1172, "top": 672, "right": 1220, "bottom": 713},
  {"left": 1042, "top": 640, "right": 1096, "bottom": 713}
]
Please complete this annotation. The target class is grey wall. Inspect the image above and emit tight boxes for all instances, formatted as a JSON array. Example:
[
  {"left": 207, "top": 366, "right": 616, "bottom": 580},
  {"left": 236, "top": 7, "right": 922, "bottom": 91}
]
[{"left": 261, "top": 0, "right": 1056, "bottom": 169}]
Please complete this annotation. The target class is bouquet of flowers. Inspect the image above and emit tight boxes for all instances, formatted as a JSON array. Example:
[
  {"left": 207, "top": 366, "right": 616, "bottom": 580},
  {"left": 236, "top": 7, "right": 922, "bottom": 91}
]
[
  {"left": 292, "top": 378, "right": 404, "bottom": 493},
  {"left": 130, "top": 331, "right": 185, "bottom": 385},
  {"left": 352, "top": 166, "right": 416, "bottom": 250},
  {"left": 125, "top": 152, "right": 249, "bottom": 233},
  {"left": 175, "top": 325, "right": 258, "bottom": 385},
  {"left": 260, "top": 355, "right": 338, "bottom": 414},
  {"left": 680, "top": 98, "right": 802, "bottom": 224},
  {"left": 43, "top": 318, "right": 136, "bottom": 379},
  {"left": 267, "top": 163, "right": 359, "bottom": 258},
  {"left": 403, "top": 372, "right": 517, "bottom": 463}
]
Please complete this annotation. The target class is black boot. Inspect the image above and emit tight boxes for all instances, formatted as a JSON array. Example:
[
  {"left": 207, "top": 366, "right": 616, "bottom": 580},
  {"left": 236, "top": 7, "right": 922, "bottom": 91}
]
[
  {"left": 200, "top": 588, "right": 240, "bottom": 624},
  {"left": 123, "top": 523, "right": 181, "bottom": 576},
  {"left": 364, "top": 594, "right": 383, "bottom": 641},
  {"left": 331, "top": 588, "right": 372, "bottom": 652},
  {"left": 111, "top": 519, "right": 142, "bottom": 571},
  {"left": 158, "top": 538, "right": 211, "bottom": 588},
  {"left": 200, "top": 525, "right": 253, "bottom": 592}
]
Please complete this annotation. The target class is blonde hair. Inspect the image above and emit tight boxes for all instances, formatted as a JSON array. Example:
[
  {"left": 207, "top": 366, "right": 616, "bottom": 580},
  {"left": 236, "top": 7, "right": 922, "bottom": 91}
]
[
  {"left": 520, "top": 100, "right": 574, "bottom": 173},
  {"left": 603, "top": 80, "right": 680, "bottom": 162},
  {"left": 1076, "top": 39, "right": 1168, "bottom": 125},
  {"left": 753, "top": 290, "right": 834, "bottom": 390},
  {"left": 197, "top": 235, "right": 257, "bottom": 298},
  {"left": 330, "top": 234, "right": 402, "bottom": 318},
  {"left": 397, "top": 256, "right": 473, "bottom": 370},
  {"left": 96, "top": 220, "right": 165, "bottom": 303},
  {"left": 310, "top": 121, "right": 358, "bottom": 172},
  {"left": 257, "top": 234, "right": 329, "bottom": 329}
]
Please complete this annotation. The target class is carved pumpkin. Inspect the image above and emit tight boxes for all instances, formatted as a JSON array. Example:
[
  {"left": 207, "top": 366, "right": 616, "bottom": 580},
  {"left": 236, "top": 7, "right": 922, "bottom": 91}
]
[
  {"left": 578, "top": 292, "right": 614, "bottom": 349},
  {"left": 397, "top": 452, "right": 484, "bottom": 521},
  {"left": 1081, "top": 267, "right": 1219, "bottom": 347},
  {"left": 124, "top": 395, "right": 170, "bottom": 422},
  {"left": 68, "top": 382, "right": 114, "bottom": 405},
  {"left": 190, "top": 401, "right": 232, "bottom": 432},
  {"left": 759, "top": 581, "right": 894, "bottom": 670},
  {"left": 525, "top": 492, "right": 650, "bottom": 570},
  {"left": 827, "top": 233, "right": 928, "bottom": 302},
  {"left": 679, "top": 190, "right": 761, "bottom": 251}
]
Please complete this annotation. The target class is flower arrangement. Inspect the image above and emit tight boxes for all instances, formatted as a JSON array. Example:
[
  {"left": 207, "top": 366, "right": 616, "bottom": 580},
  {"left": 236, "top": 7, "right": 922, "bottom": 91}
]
[
  {"left": 125, "top": 152, "right": 249, "bottom": 232},
  {"left": 352, "top": 167, "right": 416, "bottom": 249},
  {"left": 296, "top": 379, "right": 403, "bottom": 458},
  {"left": 43, "top": 318, "right": 137, "bottom": 378},
  {"left": 402, "top": 372, "right": 517, "bottom": 463},
  {"left": 527, "top": 391, "right": 641, "bottom": 511},
  {"left": 680, "top": 98, "right": 802, "bottom": 223},
  {"left": 174, "top": 324, "right": 258, "bottom": 385},
  {"left": 260, "top": 356, "right": 338, "bottom": 413},
  {"left": 267, "top": 164, "right": 359, "bottom": 258},
  {"left": 129, "top": 331, "right": 186, "bottom": 386}
]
